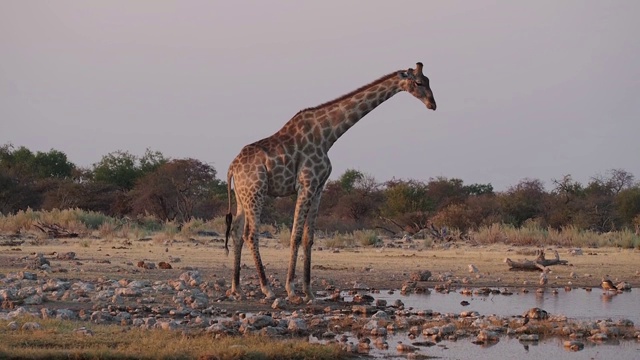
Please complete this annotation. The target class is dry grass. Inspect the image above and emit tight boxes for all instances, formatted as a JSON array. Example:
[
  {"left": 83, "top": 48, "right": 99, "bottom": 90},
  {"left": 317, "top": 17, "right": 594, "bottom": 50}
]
[
  {"left": 0, "top": 317, "right": 344, "bottom": 360},
  {"left": 2, "top": 209, "right": 639, "bottom": 249},
  {"left": 470, "top": 222, "right": 640, "bottom": 249}
]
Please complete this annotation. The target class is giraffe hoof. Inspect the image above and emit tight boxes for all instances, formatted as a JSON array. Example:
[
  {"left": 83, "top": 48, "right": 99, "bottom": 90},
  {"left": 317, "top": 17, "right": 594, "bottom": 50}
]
[
  {"left": 264, "top": 290, "right": 276, "bottom": 300},
  {"left": 304, "top": 293, "right": 316, "bottom": 303}
]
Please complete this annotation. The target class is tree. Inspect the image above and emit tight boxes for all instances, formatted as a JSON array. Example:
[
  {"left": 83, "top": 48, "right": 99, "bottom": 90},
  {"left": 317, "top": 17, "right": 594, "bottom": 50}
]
[
  {"left": 139, "top": 148, "right": 168, "bottom": 174},
  {"left": 465, "top": 183, "right": 494, "bottom": 196},
  {"left": 92, "top": 151, "right": 141, "bottom": 190},
  {"left": 615, "top": 186, "right": 640, "bottom": 227},
  {"left": 32, "top": 149, "right": 75, "bottom": 179},
  {"left": 380, "top": 179, "right": 433, "bottom": 233},
  {"left": 338, "top": 169, "right": 364, "bottom": 193},
  {"left": 425, "top": 177, "right": 468, "bottom": 211},
  {"left": 501, "top": 178, "right": 547, "bottom": 227},
  {"left": 129, "top": 159, "right": 218, "bottom": 222}
]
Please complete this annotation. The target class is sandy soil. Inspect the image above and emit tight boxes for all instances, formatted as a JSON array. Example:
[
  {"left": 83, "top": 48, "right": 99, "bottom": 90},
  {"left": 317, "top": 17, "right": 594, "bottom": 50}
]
[{"left": 1, "top": 235, "right": 638, "bottom": 312}]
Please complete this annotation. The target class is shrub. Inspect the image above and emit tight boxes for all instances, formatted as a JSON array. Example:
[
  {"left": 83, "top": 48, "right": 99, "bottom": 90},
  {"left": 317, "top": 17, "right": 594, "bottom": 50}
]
[
  {"left": 76, "top": 210, "right": 110, "bottom": 230},
  {"left": 353, "top": 229, "right": 380, "bottom": 247}
]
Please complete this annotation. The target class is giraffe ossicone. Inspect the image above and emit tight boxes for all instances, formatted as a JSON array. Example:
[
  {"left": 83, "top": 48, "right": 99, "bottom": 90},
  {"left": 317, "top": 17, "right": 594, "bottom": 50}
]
[{"left": 224, "top": 62, "right": 436, "bottom": 301}]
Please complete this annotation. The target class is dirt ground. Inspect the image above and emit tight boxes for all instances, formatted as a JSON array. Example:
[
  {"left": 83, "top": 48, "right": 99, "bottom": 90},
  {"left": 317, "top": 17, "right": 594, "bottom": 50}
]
[{"left": 1, "top": 235, "right": 638, "bottom": 313}]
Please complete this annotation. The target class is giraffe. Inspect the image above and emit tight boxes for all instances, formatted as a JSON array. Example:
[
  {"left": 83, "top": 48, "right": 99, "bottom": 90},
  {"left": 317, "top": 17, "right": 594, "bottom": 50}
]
[{"left": 225, "top": 62, "right": 436, "bottom": 301}]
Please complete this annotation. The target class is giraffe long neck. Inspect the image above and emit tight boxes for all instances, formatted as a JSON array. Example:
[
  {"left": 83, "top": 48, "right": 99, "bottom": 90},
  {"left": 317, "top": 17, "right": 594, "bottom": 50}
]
[{"left": 280, "top": 72, "right": 403, "bottom": 152}]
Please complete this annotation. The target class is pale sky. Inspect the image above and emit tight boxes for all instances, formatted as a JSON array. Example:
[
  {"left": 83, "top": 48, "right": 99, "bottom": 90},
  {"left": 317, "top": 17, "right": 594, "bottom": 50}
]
[{"left": 1, "top": 1, "right": 639, "bottom": 190}]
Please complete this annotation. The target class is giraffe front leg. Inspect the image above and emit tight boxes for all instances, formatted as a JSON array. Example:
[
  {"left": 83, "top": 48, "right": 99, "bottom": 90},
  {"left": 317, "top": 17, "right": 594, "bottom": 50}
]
[
  {"left": 301, "top": 191, "right": 322, "bottom": 302},
  {"left": 286, "top": 189, "right": 313, "bottom": 300}
]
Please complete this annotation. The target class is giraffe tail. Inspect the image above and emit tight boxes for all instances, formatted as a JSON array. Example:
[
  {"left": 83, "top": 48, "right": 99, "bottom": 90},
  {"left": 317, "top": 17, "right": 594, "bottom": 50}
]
[{"left": 224, "top": 168, "right": 233, "bottom": 256}]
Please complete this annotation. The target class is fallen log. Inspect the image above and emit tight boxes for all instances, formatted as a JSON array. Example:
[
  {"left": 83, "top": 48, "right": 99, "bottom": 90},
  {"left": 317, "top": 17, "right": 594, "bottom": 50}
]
[
  {"left": 0, "top": 240, "right": 24, "bottom": 246},
  {"left": 506, "top": 249, "right": 568, "bottom": 271},
  {"left": 33, "top": 222, "right": 79, "bottom": 239}
]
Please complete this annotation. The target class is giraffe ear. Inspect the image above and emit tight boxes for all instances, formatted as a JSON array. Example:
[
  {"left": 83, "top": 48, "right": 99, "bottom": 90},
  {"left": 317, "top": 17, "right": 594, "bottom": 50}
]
[{"left": 415, "top": 62, "right": 424, "bottom": 75}]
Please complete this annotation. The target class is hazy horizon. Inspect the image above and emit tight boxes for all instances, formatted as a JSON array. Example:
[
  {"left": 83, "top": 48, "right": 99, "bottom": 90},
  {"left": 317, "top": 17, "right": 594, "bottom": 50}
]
[{"left": 2, "top": 1, "right": 639, "bottom": 190}]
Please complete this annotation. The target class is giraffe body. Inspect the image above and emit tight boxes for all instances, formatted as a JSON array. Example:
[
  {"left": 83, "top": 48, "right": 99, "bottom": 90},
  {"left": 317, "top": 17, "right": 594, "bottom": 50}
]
[{"left": 225, "top": 62, "right": 436, "bottom": 301}]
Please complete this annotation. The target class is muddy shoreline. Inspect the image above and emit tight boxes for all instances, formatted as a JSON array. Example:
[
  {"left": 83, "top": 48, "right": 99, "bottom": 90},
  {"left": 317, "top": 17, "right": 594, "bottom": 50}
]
[{"left": 1, "top": 236, "right": 639, "bottom": 357}]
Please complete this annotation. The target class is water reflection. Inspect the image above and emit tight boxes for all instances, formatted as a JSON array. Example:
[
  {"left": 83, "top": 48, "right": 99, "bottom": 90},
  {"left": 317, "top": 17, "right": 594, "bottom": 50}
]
[{"left": 373, "top": 287, "right": 639, "bottom": 325}]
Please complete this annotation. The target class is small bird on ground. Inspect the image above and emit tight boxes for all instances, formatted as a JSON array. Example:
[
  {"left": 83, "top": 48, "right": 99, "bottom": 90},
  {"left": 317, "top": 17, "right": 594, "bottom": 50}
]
[
  {"left": 539, "top": 273, "right": 548, "bottom": 287},
  {"left": 601, "top": 277, "right": 616, "bottom": 292}
]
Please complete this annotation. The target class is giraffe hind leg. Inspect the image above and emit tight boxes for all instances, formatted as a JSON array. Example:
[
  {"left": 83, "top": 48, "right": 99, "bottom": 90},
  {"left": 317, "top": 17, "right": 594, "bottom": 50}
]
[
  {"left": 230, "top": 210, "right": 245, "bottom": 297},
  {"left": 244, "top": 201, "right": 275, "bottom": 300}
]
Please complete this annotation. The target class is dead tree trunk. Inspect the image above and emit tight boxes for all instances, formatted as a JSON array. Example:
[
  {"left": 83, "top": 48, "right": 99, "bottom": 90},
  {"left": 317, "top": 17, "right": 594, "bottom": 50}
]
[
  {"left": 33, "top": 222, "right": 79, "bottom": 239},
  {"left": 506, "top": 249, "right": 568, "bottom": 271}
]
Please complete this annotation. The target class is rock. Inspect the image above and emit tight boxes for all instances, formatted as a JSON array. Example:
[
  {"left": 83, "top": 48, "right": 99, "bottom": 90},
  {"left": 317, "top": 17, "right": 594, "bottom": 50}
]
[
  {"left": 40, "top": 308, "right": 55, "bottom": 319},
  {"left": 563, "top": 340, "right": 584, "bottom": 351},
  {"left": 90, "top": 311, "right": 113, "bottom": 324},
  {"left": 616, "top": 282, "right": 632, "bottom": 291},
  {"left": 0, "top": 288, "right": 17, "bottom": 301},
  {"left": 371, "top": 310, "right": 389, "bottom": 319},
  {"left": 21, "top": 322, "right": 42, "bottom": 331},
  {"left": 115, "top": 288, "right": 141, "bottom": 297},
  {"left": 158, "top": 261, "right": 172, "bottom": 269},
  {"left": 126, "top": 280, "right": 148, "bottom": 288},
  {"left": 468, "top": 264, "right": 479, "bottom": 273},
  {"left": 477, "top": 330, "right": 499, "bottom": 342},
  {"left": 43, "top": 279, "right": 70, "bottom": 292},
  {"left": 156, "top": 320, "right": 178, "bottom": 331},
  {"left": 179, "top": 271, "right": 202, "bottom": 286},
  {"left": 519, "top": 334, "right": 539, "bottom": 341},
  {"left": 206, "top": 323, "right": 230, "bottom": 335},
  {"left": 616, "top": 319, "right": 634, "bottom": 327},
  {"left": 168, "top": 279, "right": 187, "bottom": 291},
  {"left": 523, "top": 307, "right": 548, "bottom": 320},
  {"left": 287, "top": 318, "right": 308, "bottom": 334},
  {"left": 568, "top": 248, "right": 583, "bottom": 256},
  {"left": 246, "top": 315, "right": 275, "bottom": 329},
  {"left": 409, "top": 270, "right": 432, "bottom": 282},
  {"left": 375, "top": 299, "right": 387, "bottom": 307},
  {"left": 23, "top": 294, "right": 43, "bottom": 305},
  {"left": 590, "top": 333, "right": 608, "bottom": 342},
  {"left": 7, "top": 321, "right": 18, "bottom": 331},
  {"left": 352, "top": 281, "right": 369, "bottom": 290},
  {"left": 271, "top": 298, "right": 285, "bottom": 309},
  {"left": 396, "top": 342, "right": 418, "bottom": 352},
  {"left": 74, "top": 327, "right": 94, "bottom": 336},
  {"left": 56, "top": 252, "right": 76, "bottom": 260},
  {"left": 352, "top": 305, "right": 376, "bottom": 314},
  {"left": 439, "top": 324, "right": 457, "bottom": 336},
  {"left": 56, "top": 309, "right": 77, "bottom": 320},
  {"left": 27, "top": 253, "right": 50, "bottom": 270}
]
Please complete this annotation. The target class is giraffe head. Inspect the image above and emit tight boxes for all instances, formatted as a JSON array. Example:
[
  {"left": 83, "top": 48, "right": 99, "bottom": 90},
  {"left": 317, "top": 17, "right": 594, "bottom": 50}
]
[{"left": 398, "top": 62, "right": 437, "bottom": 111}]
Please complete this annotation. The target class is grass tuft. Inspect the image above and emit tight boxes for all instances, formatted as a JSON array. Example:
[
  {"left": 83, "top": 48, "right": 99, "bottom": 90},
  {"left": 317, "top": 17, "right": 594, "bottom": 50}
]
[{"left": 0, "top": 317, "right": 345, "bottom": 360}]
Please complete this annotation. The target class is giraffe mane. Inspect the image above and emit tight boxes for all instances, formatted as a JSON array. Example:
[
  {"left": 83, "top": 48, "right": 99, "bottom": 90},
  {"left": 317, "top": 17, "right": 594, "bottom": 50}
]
[{"left": 293, "top": 71, "right": 400, "bottom": 117}]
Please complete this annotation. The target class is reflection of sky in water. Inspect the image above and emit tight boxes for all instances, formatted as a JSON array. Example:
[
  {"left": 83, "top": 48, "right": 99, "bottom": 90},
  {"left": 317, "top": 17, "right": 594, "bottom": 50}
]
[
  {"left": 331, "top": 289, "right": 640, "bottom": 359},
  {"left": 373, "top": 288, "right": 639, "bottom": 325},
  {"left": 370, "top": 335, "right": 640, "bottom": 360}
]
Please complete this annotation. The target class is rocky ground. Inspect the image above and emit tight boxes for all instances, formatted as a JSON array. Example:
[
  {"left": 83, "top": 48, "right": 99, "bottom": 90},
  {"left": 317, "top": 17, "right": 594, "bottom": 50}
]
[{"left": 1, "top": 234, "right": 639, "bottom": 355}]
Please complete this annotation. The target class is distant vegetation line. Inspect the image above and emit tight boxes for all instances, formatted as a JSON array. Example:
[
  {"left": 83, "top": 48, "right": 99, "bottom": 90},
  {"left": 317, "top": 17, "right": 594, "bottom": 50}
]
[{"left": 1, "top": 143, "right": 639, "bottom": 241}]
